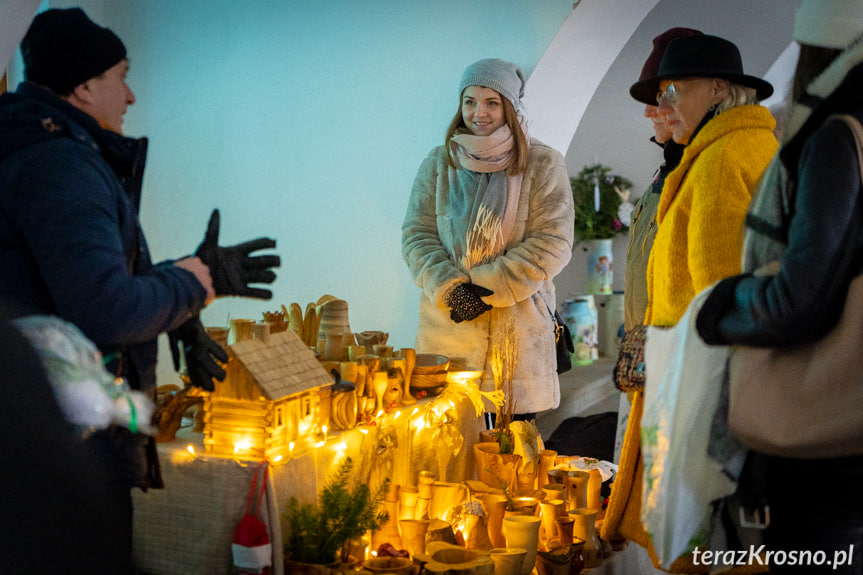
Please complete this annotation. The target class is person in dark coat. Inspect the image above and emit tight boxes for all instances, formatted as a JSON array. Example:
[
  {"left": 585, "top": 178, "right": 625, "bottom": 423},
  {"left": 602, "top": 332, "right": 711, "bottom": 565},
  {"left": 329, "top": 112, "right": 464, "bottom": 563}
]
[
  {"left": 0, "top": 8, "right": 279, "bottom": 571},
  {"left": 697, "top": 0, "right": 863, "bottom": 572}
]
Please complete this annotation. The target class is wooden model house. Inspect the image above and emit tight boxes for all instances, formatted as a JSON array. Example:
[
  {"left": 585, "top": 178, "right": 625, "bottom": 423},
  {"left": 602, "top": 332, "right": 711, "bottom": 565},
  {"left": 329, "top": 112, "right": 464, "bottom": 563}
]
[{"left": 202, "top": 330, "right": 334, "bottom": 459}]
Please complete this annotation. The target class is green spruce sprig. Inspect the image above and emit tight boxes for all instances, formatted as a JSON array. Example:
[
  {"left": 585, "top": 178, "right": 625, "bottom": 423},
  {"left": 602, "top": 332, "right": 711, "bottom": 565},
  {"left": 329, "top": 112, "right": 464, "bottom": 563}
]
[{"left": 284, "top": 457, "right": 390, "bottom": 564}]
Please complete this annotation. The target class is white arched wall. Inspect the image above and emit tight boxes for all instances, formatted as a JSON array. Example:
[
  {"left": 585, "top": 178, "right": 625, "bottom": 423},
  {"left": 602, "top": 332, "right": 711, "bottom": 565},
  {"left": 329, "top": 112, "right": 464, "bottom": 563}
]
[{"left": 523, "top": 0, "right": 660, "bottom": 155}]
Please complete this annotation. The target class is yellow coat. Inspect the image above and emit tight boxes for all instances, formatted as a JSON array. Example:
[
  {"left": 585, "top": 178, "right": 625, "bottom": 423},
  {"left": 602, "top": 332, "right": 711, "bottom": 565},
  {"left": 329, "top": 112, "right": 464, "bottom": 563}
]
[{"left": 645, "top": 105, "right": 778, "bottom": 327}]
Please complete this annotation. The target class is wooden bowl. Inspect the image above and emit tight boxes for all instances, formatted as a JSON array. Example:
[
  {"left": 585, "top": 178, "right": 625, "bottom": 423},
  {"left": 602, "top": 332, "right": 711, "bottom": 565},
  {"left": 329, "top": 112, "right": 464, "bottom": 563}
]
[
  {"left": 413, "top": 354, "right": 450, "bottom": 373},
  {"left": 362, "top": 555, "right": 414, "bottom": 574}
]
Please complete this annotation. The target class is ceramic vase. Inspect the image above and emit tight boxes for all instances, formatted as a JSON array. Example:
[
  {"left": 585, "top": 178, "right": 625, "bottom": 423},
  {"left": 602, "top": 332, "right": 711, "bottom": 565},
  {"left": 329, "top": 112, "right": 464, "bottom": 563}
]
[
  {"left": 372, "top": 483, "right": 402, "bottom": 550},
  {"left": 463, "top": 512, "right": 494, "bottom": 551},
  {"left": 502, "top": 515, "right": 541, "bottom": 575},
  {"left": 598, "top": 291, "right": 625, "bottom": 358},
  {"left": 561, "top": 297, "right": 598, "bottom": 365},
  {"left": 586, "top": 469, "right": 603, "bottom": 513},
  {"left": 429, "top": 481, "right": 467, "bottom": 521},
  {"left": 565, "top": 471, "right": 589, "bottom": 512},
  {"left": 569, "top": 508, "right": 601, "bottom": 568},
  {"left": 252, "top": 321, "right": 270, "bottom": 342},
  {"left": 586, "top": 238, "right": 613, "bottom": 295},
  {"left": 415, "top": 470, "right": 435, "bottom": 520},
  {"left": 536, "top": 543, "right": 580, "bottom": 575},
  {"left": 539, "top": 499, "right": 566, "bottom": 551},
  {"left": 479, "top": 493, "right": 508, "bottom": 549},
  {"left": 547, "top": 468, "right": 569, "bottom": 485},
  {"left": 537, "top": 449, "right": 558, "bottom": 488},
  {"left": 318, "top": 298, "right": 352, "bottom": 352},
  {"left": 473, "top": 442, "right": 522, "bottom": 494},
  {"left": 398, "top": 485, "right": 419, "bottom": 521},
  {"left": 554, "top": 516, "right": 574, "bottom": 546},
  {"left": 230, "top": 318, "right": 255, "bottom": 343},
  {"left": 568, "top": 540, "right": 586, "bottom": 575},
  {"left": 505, "top": 497, "right": 539, "bottom": 518},
  {"left": 489, "top": 548, "right": 526, "bottom": 575},
  {"left": 395, "top": 348, "right": 417, "bottom": 404},
  {"left": 399, "top": 518, "right": 430, "bottom": 558},
  {"left": 542, "top": 483, "right": 567, "bottom": 506}
]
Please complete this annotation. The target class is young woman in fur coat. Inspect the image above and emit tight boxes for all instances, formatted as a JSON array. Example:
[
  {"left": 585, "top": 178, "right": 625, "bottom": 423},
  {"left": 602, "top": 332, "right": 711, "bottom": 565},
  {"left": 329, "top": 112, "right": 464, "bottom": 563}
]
[{"left": 401, "top": 58, "right": 574, "bottom": 420}]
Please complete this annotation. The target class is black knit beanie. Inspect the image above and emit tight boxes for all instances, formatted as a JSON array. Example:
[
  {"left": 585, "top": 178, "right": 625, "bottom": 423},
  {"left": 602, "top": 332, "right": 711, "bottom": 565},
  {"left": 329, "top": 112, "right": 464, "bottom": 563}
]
[{"left": 21, "top": 8, "right": 127, "bottom": 95}]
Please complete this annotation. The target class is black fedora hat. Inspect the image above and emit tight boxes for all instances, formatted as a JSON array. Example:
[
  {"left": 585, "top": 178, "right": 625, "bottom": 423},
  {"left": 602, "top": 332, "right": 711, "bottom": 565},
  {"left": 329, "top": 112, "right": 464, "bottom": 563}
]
[{"left": 630, "top": 34, "right": 773, "bottom": 105}]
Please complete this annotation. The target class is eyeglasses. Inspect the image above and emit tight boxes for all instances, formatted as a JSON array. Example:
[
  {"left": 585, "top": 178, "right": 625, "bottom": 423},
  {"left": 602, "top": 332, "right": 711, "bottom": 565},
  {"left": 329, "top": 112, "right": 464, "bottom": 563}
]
[{"left": 656, "top": 82, "right": 680, "bottom": 106}]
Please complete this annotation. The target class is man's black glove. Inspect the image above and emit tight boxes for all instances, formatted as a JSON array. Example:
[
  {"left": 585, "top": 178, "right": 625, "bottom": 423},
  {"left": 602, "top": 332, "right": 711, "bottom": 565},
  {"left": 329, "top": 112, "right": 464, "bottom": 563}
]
[
  {"left": 195, "top": 209, "right": 280, "bottom": 299},
  {"left": 168, "top": 316, "right": 228, "bottom": 392},
  {"left": 446, "top": 283, "right": 493, "bottom": 323}
]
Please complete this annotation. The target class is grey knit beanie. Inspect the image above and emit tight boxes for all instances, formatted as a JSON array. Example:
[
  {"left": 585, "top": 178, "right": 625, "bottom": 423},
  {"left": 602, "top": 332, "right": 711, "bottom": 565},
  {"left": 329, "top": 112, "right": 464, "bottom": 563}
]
[
  {"left": 794, "top": 0, "right": 863, "bottom": 49},
  {"left": 459, "top": 58, "right": 525, "bottom": 112}
]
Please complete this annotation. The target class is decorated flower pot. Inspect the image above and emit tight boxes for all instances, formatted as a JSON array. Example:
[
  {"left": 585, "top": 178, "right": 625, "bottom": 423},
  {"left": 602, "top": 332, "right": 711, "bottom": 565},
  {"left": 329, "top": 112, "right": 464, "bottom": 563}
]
[{"left": 585, "top": 238, "right": 613, "bottom": 294}]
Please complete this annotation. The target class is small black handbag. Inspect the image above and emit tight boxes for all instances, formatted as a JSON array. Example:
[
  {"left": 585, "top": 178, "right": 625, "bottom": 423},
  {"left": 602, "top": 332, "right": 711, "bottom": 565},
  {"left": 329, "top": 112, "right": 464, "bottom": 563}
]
[{"left": 552, "top": 308, "right": 574, "bottom": 374}]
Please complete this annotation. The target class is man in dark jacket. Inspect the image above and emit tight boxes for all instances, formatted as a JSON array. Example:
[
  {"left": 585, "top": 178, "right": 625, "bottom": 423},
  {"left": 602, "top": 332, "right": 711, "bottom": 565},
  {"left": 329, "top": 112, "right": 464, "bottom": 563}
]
[{"left": 0, "top": 8, "right": 279, "bottom": 571}]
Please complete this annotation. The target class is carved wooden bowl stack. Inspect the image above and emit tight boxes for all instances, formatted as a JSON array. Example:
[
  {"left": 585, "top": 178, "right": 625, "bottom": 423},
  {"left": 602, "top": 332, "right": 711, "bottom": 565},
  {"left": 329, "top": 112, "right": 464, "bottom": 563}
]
[{"left": 410, "top": 354, "right": 450, "bottom": 398}]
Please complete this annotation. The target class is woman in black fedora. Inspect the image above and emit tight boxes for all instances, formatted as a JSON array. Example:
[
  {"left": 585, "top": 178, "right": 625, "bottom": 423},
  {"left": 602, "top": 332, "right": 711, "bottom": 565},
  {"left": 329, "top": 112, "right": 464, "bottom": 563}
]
[
  {"left": 604, "top": 34, "right": 778, "bottom": 573},
  {"left": 631, "top": 33, "right": 778, "bottom": 329}
]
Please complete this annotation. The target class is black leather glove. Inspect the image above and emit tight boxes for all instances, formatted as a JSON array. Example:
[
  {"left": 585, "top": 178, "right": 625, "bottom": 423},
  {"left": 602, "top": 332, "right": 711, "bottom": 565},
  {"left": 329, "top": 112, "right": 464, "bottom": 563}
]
[
  {"left": 168, "top": 316, "right": 228, "bottom": 392},
  {"left": 195, "top": 209, "right": 280, "bottom": 299},
  {"left": 696, "top": 274, "right": 746, "bottom": 345},
  {"left": 446, "top": 283, "right": 493, "bottom": 323}
]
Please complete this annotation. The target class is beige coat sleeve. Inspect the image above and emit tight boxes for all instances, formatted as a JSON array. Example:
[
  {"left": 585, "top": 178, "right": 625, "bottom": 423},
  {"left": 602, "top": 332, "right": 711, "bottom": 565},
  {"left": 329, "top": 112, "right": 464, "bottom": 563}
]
[{"left": 401, "top": 148, "right": 469, "bottom": 308}]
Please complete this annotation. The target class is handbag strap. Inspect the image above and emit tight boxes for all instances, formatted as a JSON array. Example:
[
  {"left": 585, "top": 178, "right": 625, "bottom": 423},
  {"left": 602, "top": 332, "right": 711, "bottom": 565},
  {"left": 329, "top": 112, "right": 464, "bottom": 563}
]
[
  {"left": 543, "top": 301, "right": 563, "bottom": 342},
  {"left": 831, "top": 114, "right": 863, "bottom": 180},
  {"left": 244, "top": 461, "right": 269, "bottom": 518}
]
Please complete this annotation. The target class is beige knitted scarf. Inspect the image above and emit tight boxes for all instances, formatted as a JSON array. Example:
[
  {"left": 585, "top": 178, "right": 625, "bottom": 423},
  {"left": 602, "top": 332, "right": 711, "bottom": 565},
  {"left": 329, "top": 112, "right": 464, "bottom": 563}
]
[{"left": 448, "top": 114, "right": 528, "bottom": 272}]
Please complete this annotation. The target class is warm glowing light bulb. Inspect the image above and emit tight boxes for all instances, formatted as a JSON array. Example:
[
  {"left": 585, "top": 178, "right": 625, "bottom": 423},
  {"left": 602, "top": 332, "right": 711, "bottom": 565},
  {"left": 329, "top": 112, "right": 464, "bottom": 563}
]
[
  {"left": 336, "top": 441, "right": 348, "bottom": 451},
  {"left": 186, "top": 445, "right": 196, "bottom": 456},
  {"left": 376, "top": 410, "right": 384, "bottom": 418},
  {"left": 234, "top": 439, "right": 251, "bottom": 454},
  {"left": 322, "top": 424, "right": 328, "bottom": 435},
  {"left": 289, "top": 442, "right": 295, "bottom": 452},
  {"left": 274, "top": 455, "right": 283, "bottom": 463},
  {"left": 315, "top": 440, "right": 326, "bottom": 448},
  {"left": 394, "top": 410, "right": 401, "bottom": 419},
  {"left": 415, "top": 419, "right": 425, "bottom": 431},
  {"left": 411, "top": 407, "right": 420, "bottom": 416},
  {"left": 359, "top": 427, "right": 369, "bottom": 435}
]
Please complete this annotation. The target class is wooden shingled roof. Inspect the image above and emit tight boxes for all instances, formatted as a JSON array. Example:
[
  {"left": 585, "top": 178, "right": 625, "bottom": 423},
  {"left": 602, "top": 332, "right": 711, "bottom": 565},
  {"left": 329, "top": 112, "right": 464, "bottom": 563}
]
[{"left": 229, "top": 330, "right": 333, "bottom": 399}]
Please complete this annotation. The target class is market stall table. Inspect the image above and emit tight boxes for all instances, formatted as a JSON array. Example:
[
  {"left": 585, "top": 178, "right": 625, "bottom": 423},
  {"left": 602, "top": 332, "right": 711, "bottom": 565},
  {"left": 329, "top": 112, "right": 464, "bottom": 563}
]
[{"left": 132, "top": 392, "right": 484, "bottom": 575}]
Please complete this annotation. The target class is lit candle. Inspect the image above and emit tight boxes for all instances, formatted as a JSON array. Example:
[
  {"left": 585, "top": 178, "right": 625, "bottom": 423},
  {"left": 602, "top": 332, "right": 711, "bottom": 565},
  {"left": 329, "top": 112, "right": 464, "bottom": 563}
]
[{"left": 594, "top": 176, "right": 600, "bottom": 212}]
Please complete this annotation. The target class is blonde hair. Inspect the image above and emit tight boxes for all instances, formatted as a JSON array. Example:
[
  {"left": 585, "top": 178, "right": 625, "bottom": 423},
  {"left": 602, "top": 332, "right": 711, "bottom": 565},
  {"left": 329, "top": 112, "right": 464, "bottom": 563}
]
[
  {"left": 445, "top": 90, "right": 528, "bottom": 175},
  {"left": 716, "top": 82, "right": 759, "bottom": 114}
]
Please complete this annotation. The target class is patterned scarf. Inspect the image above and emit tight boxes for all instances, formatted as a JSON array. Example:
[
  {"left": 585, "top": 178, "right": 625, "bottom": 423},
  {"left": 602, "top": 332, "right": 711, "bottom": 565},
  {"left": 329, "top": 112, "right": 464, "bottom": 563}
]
[
  {"left": 743, "top": 37, "right": 863, "bottom": 272},
  {"left": 448, "top": 114, "right": 528, "bottom": 272}
]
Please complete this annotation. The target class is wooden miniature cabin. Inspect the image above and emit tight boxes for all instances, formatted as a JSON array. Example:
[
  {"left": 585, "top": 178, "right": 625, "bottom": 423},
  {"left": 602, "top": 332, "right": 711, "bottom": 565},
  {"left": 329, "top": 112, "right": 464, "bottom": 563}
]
[{"left": 202, "top": 330, "right": 333, "bottom": 459}]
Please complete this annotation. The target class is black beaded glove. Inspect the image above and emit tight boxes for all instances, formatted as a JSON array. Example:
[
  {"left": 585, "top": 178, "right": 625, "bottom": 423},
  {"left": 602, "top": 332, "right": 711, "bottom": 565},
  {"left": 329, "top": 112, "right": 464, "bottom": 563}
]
[
  {"left": 168, "top": 316, "right": 228, "bottom": 392},
  {"left": 195, "top": 209, "right": 280, "bottom": 300},
  {"left": 446, "top": 283, "right": 493, "bottom": 324}
]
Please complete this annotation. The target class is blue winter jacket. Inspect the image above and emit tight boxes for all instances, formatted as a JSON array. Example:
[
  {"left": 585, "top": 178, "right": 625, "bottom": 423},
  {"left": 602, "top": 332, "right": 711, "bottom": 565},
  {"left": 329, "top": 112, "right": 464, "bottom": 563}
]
[{"left": 0, "top": 82, "right": 206, "bottom": 394}]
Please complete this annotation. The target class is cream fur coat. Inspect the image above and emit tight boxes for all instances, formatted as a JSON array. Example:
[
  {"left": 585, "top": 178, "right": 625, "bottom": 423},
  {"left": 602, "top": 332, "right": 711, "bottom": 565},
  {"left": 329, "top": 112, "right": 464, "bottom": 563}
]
[{"left": 402, "top": 139, "right": 574, "bottom": 413}]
